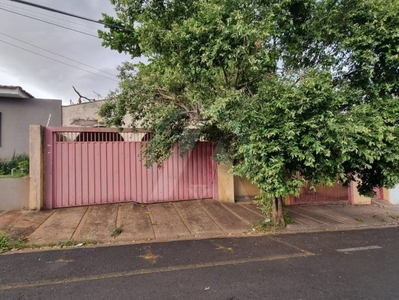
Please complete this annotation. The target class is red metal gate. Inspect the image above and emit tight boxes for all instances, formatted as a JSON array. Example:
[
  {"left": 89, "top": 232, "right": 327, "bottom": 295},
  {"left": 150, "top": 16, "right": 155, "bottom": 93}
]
[
  {"left": 45, "top": 127, "right": 218, "bottom": 209},
  {"left": 291, "top": 181, "right": 350, "bottom": 205}
]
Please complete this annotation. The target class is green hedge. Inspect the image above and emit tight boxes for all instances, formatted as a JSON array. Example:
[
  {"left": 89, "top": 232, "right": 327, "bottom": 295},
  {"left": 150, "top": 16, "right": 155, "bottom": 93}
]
[{"left": 0, "top": 153, "right": 29, "bottom": 176}]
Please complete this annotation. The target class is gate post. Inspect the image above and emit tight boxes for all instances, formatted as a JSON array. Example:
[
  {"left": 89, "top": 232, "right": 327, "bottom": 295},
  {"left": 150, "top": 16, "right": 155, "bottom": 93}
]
[
  {"left": 29, "top": 125, "right": 45, "bottom": 210},
  {"left": 217, "top": 163, "right": 235, "bottom": 203}
]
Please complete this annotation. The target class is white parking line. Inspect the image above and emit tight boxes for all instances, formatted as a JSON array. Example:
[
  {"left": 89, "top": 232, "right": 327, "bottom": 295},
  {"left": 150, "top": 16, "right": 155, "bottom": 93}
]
[{"left": 336, "top": 245, "right": 382, "bottom": 252}]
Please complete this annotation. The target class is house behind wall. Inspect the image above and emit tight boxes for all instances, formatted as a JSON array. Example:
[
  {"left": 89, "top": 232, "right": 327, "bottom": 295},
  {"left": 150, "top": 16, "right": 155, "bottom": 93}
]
[
  {"left": 0, "top": 97, "right": 61, "bottom": 158},
  {"left": 62, "top": 101, "right": 132, "bottom": 127}
]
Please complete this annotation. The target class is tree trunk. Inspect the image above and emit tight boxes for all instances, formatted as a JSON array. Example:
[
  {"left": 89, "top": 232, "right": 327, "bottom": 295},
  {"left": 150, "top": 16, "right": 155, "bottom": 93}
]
[
  {"left": 272, "top": 196, "right": 285, "bottom": 227},
  {"left": 271, "top": 196, "right": 277, "bottom": 224}
]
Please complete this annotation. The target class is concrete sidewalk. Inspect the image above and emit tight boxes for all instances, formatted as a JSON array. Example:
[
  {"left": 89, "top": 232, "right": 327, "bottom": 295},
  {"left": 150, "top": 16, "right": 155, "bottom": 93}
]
[
  {"left": 286, "top": 199, "right": 399, "bottom": 231},
  {"left": 0, "top": 199, "right": 398, "bottom": 247},
  {"left": 0, "top": 200, "right": 264, "bottom": 245}
]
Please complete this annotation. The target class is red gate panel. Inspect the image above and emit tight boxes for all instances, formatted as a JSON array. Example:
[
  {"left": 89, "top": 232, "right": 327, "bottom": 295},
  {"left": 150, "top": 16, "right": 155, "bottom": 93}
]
[
  {"left": 45, "top": 127, "right": 217, "bottom": 208},
  {"left": 291, "top": 181, "right": 350, "bottom": 205}
]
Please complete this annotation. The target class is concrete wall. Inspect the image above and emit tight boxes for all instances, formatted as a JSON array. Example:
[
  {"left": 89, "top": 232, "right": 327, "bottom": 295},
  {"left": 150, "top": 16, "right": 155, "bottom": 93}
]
[
  {"left": 29, "top": 125, "right": 44, "bottom": 210},
  {"left": 62, "top": 101, "right": 132, "bottom": 127},
  {"left": 351, "top": 187, "right": 372, "bottom": 205},
  {"left": 217, "top": 163, "right": 235, "bottom": 202},
  {"left": 216, "top": 164, "right": 260, "bottom": 203},
  {"left": 234, "top": 177, "right": 260, "bottom": 201},
  {"left": 62, "top": 101, "right": 105, "bottom": 127},
  {"left": 389, "top": 186, "right": 399, "bottom": 204},
  {"left": 0, "top": 177, "right": 29, "bottom": 210},
  {"left": 0, "top": 97, "right": 61, "bottom": 158}
]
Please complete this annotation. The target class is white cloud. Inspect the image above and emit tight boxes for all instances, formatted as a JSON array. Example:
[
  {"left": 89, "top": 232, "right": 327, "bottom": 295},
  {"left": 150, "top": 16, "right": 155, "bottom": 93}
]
[{"left": 0, "top": 0, "right": 131, "bottom": 104}]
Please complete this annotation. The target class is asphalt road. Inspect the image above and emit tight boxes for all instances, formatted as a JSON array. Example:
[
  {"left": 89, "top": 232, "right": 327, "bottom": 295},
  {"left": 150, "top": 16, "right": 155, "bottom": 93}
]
[{"left": 0, "top": 227, "right": 398, "bottom": 300}]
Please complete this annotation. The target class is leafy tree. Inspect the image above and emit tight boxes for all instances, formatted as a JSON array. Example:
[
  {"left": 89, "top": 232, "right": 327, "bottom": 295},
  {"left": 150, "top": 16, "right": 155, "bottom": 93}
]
[{"left": 99, "top": 0, "right": 399, "bottom": 226}]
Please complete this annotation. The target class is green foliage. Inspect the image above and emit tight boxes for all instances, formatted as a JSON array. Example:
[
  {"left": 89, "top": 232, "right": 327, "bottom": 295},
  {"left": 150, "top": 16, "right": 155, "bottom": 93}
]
[
  {"left": 0, "top": 231, "right": 10, "bottom": 252},
  {"left": 0, "top": 153, "right": 29, "bottom": 176},
  {"left": 254, "top": 194, "right": 273, "bottom": 218},
  {"left": 283, "top": 211, "right": 293, "bottom": 225},
  {"left": 18, "top": 160, "right": 29, "bottom": 175},
  {"left": 111, "top": 227, "right": 123, "bottom": 238},
  {"left": 100, "top": 0, "right": 399, "bottom": 223},
  {"left": 0, "top": 232, "right": 28, "bottom": 253}
]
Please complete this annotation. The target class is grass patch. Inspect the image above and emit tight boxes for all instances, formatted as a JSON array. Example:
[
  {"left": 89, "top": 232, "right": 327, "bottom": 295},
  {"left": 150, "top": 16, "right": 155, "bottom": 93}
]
[
  {"left": 355, "top": 217, "right": 365, "bottom": 222},
  {"left": 0, "top": 173, "right": 28, "bottom": 178},
  {"left": 111, "top": 227, "right": 123, "bottom": 238},
  {"left": 253, "top": 219, "right": 275, "bottom": 231},
  {"left": 0, "top": 231, "right": 98, "bottom": 253},
  {"left": 0, "top": 232, "right": 29, "bottom": 252},
  {"left": 284, "top": 211, "right": 293, "bottom": 225}
]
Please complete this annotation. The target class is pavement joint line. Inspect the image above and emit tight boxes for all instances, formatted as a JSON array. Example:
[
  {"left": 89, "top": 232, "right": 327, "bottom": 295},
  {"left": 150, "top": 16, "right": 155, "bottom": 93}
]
[
  {"left": 171, "top": 202, "right": 193, "bottom": 235},
  {"left": 286, "top": 208, "right": 330, "bottom": 225},
  {"left": 196, "top": 201, "right": 225, "bottom": 233},
  {"left": 238, "top": 204, "right": 265, "bottom": 218},
  {"left": 145, "top": 205, "right": 157, "bottom": 240},
  {"left": 24, "top": 210, "right": 56, "bottom": 238},
  {"left": 220, "top": 203, "right": 251, "bottom": 226},
  {"left": 307, "top": 207, "right": 355, "bottom": 222},
  {"left": 7, "top": 212, "right": 25, "bottom": 229},
  {"left": 267, "top": 236, "right": 315, "bottom": 256},
  {"left": 70, "top": 207, "right": 89, "bottom": 240},
  {"left": 295, "top": 206, "right": 350, "bottom": 224},
  {"left": 336, "top": 245, "right": 382, "bottom": 253},
  {"left": 0, "top": 252, "right": 314, "bottom": 291}
]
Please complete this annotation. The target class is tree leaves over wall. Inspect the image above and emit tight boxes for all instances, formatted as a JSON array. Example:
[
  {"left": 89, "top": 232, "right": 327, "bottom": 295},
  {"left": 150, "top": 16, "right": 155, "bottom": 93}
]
[{"left": 99, "top": 0, "right": 399, "bottom": 224}]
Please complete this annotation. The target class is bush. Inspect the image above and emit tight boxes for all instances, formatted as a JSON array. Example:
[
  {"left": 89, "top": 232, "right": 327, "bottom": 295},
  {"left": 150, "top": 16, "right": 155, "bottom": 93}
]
[
  {"left": 0, "top": 232, "right": 11, "bottom": 252},
  {"left": 0, "top": 153, "right": 29, "bottom": 176}
]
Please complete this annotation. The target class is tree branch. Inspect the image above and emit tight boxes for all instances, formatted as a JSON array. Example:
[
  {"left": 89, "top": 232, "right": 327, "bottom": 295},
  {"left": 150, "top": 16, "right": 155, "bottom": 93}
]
[{"left": 72, "top": 86, "right": 97, "bottom": 103}]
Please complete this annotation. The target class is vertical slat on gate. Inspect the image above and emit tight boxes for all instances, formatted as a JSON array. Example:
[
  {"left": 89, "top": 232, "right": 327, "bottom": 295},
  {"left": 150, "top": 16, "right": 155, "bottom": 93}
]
[
  {"left": 199, "top": 144, "right": 205, "bottom": 198},
  {"left": 195, "top": 145, "right": 199, "bottom": 198},
  {"left": 119, "top": 142, "right": 126, "bottom": 202},
  {"left": 169, "top": 149, "right": 176, "bottom": 200},
  {"left": 146, "top": 157, "right": 154, "bottom": 202},
  {"left": 112, "top": 143, "right": 119, "bottom": 202},
  {"left": 88, "top": 143, "right": 95, "bottom": 204},
  {"left": 164, "top": 150, "right": 170, "bottom": 201},
  {"left": 100, "top": 142, "right": 108, "bottom": 203},
  {"left": 200, "top": 143, "right": 205, "bottom": 198},
  {"left": 177, "top": 147, "right": 184, "bottom": 200},
  {"left": 203, "top": 143, "right": 209, "bottom": 198},
  {"left": 61, "top": 143, "right": 69, "bottom": 207},
  {"left": 68, "top": 143, "right": 76, "bottom": 206},
  {"left": 134, "top": 143, "right": 142, "bottom": 202},
  {"left": 125, "top": 142, "right": 131, "bottom": 201},
  {"left": 212, "top": 143, "right": 218, "bottom": 200},
  {"left": 187, "top": 148, "right": 193, "bottom": 199},
  {"left": 196, "top": 145, "right": 202, "bottom": 198},
  {"left": 81, "top": 143, "right": 88, "bottom": 206},
  {"left": 54, "top": 140, "right": 61, "bottom": 207},
  {"left": 107, "top": 143, "right": 113, "bottom": 202},
  {"left": 93, "top": 143, "right": 100, "bottom": 204},
  {"left": 181, "top": 148, "right": 188, "bottom": 200},
  {"left": 91, "top": 142, "right": 96, "bottom": 204},
  {"left": 75, "top": 141, "right": 82, "bottom": 206},
  {"left": 142, "top": 147, "right": 149, "bottom": 203}
]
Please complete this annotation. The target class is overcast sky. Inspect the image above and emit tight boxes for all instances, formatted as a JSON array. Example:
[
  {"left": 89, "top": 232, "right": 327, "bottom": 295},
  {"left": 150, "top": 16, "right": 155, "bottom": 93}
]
[{"left": 0, "top": 0, "right": 133, "bottom": 104}]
